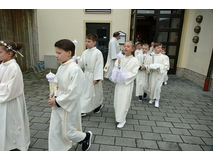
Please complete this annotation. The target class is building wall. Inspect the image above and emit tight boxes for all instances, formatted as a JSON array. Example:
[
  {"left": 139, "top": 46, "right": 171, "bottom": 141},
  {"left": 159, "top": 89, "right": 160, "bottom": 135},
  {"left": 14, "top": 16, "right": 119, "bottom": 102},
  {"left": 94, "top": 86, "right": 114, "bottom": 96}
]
[
  {"left": 37, "top": 9, "right": 131, "bottom": 61},
  {"left": 177, "top": 9, "right": 213, "bottom": 77},
  {"left": 177, "top": 9, "right": 213, "bottom": 91}
]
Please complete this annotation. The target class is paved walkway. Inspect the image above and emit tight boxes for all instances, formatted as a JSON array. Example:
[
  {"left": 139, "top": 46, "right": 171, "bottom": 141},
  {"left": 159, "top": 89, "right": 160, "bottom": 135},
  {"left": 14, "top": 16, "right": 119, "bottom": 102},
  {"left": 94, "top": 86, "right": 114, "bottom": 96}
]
[{"left": 23, "top": 70, "right": 213, "bottom": 151}]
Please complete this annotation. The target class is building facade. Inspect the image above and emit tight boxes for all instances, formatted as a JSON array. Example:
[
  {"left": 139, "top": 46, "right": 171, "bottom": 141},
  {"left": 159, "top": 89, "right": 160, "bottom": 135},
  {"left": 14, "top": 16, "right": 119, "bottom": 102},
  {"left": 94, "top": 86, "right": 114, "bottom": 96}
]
[{"left": 0, "top": 9, "right": 212, "bottom": 91}]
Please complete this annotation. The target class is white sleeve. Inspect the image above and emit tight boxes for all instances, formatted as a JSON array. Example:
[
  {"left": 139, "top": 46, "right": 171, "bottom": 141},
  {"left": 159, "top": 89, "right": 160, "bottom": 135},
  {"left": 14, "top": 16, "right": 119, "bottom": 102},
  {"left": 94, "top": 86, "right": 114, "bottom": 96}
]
[
  {"left": 0, "top": 66, "right": 23, "bottom": 103},
  {"left": 94, "top": 52, "right": 104, "bottom": 80}
]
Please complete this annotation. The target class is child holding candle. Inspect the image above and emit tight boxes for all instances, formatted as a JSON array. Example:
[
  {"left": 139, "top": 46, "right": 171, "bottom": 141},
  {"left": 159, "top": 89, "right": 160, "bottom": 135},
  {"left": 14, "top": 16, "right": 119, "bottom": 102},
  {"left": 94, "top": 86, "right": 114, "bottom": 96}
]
[
  {"left": 48, "top": 39, "right": 92, "bottom": 151},
  {"left": 0, "top": 40, "right": 30, "bottom": 151},
  {"left": 135, "top": 43, "right": 149, "bottom": 101},
  {"left": 111, "top": 41, "right": 139, "bottom": 128}
]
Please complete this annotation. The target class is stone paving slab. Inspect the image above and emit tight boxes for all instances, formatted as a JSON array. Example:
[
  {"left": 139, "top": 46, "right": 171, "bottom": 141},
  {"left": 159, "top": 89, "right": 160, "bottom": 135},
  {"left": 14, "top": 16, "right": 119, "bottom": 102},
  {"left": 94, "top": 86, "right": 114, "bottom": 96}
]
[{"left": 22, "top": 71, "right": 213, "bottom": 151}]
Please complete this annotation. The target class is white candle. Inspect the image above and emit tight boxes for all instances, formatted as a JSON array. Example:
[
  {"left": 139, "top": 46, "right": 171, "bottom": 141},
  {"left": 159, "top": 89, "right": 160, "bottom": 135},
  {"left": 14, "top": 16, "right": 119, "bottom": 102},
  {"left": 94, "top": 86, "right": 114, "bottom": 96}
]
[{"left": 46, "top": 71, "right": 56, "bottom": 97}]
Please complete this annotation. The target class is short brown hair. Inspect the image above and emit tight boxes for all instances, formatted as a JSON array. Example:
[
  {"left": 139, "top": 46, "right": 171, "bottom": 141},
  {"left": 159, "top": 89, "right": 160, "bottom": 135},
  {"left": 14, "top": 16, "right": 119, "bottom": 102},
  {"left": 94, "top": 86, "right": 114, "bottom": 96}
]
[
  {"left": 113, "top": 32, "right": 120, "bottom": 37},
  {"left": 55, "top": 39, "right": 75, "bottom": 57},
  {"left": 154, "top": 42, "right": 162, "bottom": 48},
  {"left": 86, "top": 33, "right": 98, "bottom": 42}
]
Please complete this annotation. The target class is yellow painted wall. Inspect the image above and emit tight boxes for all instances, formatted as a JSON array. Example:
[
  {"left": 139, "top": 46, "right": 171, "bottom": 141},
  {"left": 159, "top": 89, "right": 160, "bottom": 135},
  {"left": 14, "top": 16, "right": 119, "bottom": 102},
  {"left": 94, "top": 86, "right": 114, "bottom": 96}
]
[
  {"left": 37, "top": 9, "right": 131, "bottom": 60},
  {"left": 178, "top": 9, "right": 213, "bottom": 76}
]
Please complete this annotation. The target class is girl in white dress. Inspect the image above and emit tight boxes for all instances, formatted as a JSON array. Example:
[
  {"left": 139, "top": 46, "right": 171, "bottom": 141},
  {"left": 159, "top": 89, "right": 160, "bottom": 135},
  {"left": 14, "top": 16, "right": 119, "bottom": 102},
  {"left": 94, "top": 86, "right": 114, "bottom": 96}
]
[
  {"left": 0, "top": 40, "right": 30, "bottom": 151},
  {"left": 111, "top": 41, "right": 139, "bottom": 128}
]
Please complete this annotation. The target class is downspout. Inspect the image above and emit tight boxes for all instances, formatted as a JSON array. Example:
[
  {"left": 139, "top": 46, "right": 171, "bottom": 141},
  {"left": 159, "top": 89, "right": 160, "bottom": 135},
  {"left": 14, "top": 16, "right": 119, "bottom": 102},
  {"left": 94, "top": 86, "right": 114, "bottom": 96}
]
[{"left": 203, "top": 49, "right": 213, "bottom": 91}]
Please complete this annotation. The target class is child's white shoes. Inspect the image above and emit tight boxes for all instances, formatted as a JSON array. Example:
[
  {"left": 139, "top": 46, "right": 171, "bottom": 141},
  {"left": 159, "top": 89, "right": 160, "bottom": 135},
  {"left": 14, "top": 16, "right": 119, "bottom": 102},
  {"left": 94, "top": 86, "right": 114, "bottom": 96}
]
[
  {"left": 117, "top": 120, "right": 126, "bottom": 128},
  {"left": 155, "top": 100, "right": 159, "bottom": 108}
]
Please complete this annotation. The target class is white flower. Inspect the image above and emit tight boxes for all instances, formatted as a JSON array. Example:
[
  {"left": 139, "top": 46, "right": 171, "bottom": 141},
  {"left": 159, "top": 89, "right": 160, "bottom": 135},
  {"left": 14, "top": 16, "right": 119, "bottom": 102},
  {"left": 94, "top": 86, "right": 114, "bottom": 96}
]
[{"left": 46, "top": 71, "right": 56, "bottom": 82}]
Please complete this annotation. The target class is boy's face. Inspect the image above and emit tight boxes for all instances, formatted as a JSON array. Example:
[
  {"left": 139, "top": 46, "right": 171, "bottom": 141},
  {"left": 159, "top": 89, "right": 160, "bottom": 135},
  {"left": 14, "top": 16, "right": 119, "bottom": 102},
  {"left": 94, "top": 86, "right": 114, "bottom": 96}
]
[
  {"left": 0, "top": 46, "right": 13, "bottom": 62},
  {"left": 136, "top": 44, "right": 142, "bottom": 50},
  {"left": 55, "top": 47, "right": 72, "bottom": 64},
  {"left": 86, "top": 39, "right": 96, "bottom": 49},
  {"left": 142, "top": 45, "right": 149, "bottom": 54},
  {"left": 154, "top": 45, "right": 162, "bottom": 54},
  {"left": 124, "top": 42, "right": 134, "bottom": 56}
]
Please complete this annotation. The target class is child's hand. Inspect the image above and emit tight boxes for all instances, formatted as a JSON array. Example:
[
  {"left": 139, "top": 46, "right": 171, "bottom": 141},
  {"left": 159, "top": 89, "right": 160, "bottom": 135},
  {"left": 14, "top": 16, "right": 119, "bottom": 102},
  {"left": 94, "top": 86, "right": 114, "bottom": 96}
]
[
  {"left": 48, "top": 97, "right": 56, "bottom": 107},
  {"left": 141, "top": 66, "right": 146, "bottom": 70},
  {"left": 50, "top": 93, "right": 55, "bottom": 98}
]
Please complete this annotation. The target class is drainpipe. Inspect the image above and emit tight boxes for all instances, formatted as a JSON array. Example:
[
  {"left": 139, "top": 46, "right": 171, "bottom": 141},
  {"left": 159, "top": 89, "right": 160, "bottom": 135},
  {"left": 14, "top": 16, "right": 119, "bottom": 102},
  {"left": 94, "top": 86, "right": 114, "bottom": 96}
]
[{"left": 203, "top": 49, "right": 213, "bottom": 91}]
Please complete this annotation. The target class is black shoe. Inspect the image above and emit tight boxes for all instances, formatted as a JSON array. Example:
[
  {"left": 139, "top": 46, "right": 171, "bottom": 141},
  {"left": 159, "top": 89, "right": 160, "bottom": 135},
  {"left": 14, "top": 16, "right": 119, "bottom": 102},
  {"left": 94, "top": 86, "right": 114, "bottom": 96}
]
[
  {"left": 10, "top": 148, "right": 20, "bottom": 151},
  {"left": 80, "top": 131, "right": 92, "bottom": 151},
  {"left": 143, "top": 93, "right": 147, "bottom": 99},
  {"left": 93, "top": 104, "right": 104, "bottom": 114},
  {"left": 81, "top": 113, "right": 87, "bottom": 117}
]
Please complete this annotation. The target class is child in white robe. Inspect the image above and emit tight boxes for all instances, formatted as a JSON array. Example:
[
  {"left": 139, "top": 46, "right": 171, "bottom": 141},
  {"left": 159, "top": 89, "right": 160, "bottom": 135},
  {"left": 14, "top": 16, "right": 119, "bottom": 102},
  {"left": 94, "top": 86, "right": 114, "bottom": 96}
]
[
  {"left": 136, "top": 43, "right": 149, "bottom": 101},
  {"left": 134, "top": 42, "right": 143, "bottom": 57},
  {"left": 161, "top": 48, "right": 170, "bottom": 85},
  {"left": 48, "top": 39, "right": 92, "bottom": 151},
  {"left": 78, "top": 33, "right": 104, "bottom": 116},
  {"left": 111, "top": 41, "right": 139, "bottom": 128},
  {"left": 147, "top": 42, "right": 155, "bottom": 55},
  {"left": 0, "top": 40, "right": 30, "bottom": 151},
  {"left": 145, "top": 43, "right": 169, "bottom": 108}
]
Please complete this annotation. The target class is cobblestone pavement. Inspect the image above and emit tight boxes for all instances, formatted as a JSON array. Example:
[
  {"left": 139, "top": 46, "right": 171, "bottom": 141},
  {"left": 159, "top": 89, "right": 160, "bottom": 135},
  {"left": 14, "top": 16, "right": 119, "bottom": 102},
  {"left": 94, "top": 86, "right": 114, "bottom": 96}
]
[{"left": 23, "top": 70, "right": 213, "bottom": 151}]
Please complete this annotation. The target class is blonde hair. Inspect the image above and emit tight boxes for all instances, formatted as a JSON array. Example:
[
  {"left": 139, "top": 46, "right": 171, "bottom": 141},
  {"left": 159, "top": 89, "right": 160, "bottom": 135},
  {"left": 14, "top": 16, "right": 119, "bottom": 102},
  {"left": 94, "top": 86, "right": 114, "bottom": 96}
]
[{"left": 125, "top": 41, "right": 135, "bottom": 56}]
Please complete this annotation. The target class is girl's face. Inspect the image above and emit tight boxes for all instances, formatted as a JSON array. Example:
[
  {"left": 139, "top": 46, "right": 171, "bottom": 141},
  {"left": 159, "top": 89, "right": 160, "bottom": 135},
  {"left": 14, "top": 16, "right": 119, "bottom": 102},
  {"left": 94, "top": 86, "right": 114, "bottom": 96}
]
[
  {"left": 124, "top": 42, "right": 134, "bottom": 56},
  {"left": 0, "top": 46, "right": 13, "bottom": 62},
  {"left": 55, "top": 47, "right": 72, "bottom": 64},
  {"left": 86, "top": 39, "right": 96, "bottom": 49},
  {"left": 154, "top": 45, "right": 162, "bottom": 54}
]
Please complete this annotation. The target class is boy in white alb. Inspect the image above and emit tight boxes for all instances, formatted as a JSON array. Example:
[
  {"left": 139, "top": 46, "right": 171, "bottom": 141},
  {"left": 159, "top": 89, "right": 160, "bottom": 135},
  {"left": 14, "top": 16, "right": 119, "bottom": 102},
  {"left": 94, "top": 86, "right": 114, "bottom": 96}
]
[
  {"left": 134, "top": 42, "right": 143, "bottom": 57},
  {"left": 136, "top": 43, "right": 149, "bottom": 101},
  {"left": 78, "top": 33, "right": 104, "bottom": 116},
  {"left": 48, "top": 39, "right": 92, "bottom": 151},
  {"left": 145, "top": 43, "right": 169, "bottom": 108}
]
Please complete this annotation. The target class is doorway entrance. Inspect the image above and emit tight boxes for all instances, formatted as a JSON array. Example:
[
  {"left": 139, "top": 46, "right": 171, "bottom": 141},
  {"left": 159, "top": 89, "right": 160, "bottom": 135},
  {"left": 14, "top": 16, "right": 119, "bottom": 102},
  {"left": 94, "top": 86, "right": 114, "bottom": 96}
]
[
  {"left": 86, "top": 23, "right": 110, "bottom": 65},
  {"left": 130, "top": 9, "right": 185, "bottom": 74}
]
